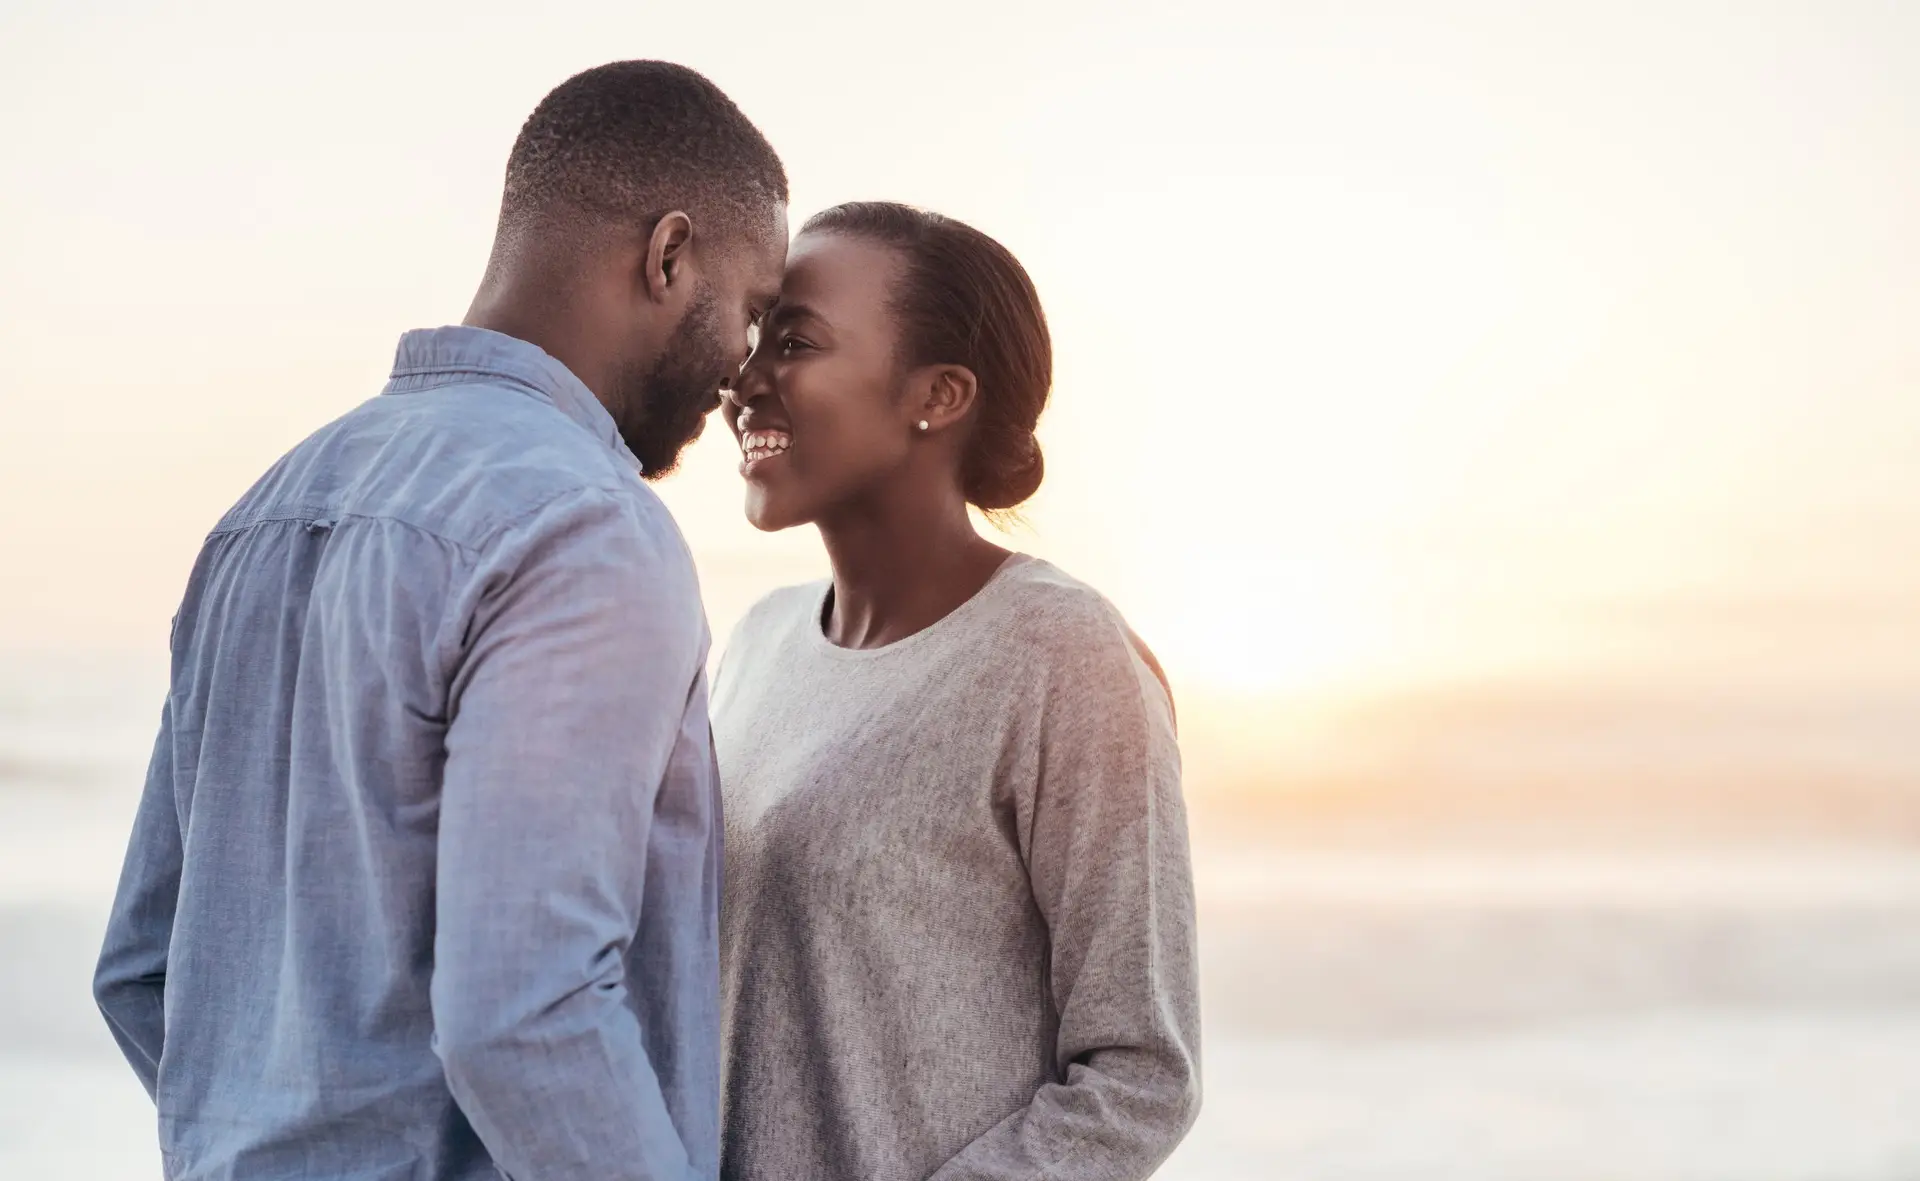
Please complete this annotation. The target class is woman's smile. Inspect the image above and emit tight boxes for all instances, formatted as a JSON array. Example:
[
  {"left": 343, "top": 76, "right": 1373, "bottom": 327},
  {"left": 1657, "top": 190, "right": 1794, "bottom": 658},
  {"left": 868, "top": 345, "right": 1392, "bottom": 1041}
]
[{"left": 738, "top": 429, "right": 793, "bottom": 475}]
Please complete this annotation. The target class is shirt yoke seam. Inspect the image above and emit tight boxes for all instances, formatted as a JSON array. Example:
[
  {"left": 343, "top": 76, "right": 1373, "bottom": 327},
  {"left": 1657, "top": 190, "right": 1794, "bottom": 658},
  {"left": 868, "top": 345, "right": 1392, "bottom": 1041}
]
[{"left": 206, "top": 477, "right": 656, "bottom": 558}]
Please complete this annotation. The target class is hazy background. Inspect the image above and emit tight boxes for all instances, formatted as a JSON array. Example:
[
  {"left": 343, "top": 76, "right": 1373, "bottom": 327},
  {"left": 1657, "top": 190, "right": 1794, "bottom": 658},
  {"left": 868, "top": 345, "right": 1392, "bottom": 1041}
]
[{"left": 3, "top": 1, "right": 1918, "bottom": 1177}]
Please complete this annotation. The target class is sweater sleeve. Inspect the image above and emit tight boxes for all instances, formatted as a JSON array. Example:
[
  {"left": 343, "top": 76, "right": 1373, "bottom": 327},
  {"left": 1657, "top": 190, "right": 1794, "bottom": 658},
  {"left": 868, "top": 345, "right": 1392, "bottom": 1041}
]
[{"left": 927, "top": 605, "right": 1202, "bottom": 1181}]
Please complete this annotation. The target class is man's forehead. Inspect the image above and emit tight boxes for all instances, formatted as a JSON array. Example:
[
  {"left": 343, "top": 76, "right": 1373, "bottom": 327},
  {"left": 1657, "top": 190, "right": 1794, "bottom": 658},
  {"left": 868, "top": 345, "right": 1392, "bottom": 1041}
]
[
  {"left": 727, "top": 202, "right": 789, "bottom": 291},
  {"left": 757, "top": 203, "right": 791, "bottom": 272},
  {"left": 702, "top": 203, "right": 787, "bottom": 273}
]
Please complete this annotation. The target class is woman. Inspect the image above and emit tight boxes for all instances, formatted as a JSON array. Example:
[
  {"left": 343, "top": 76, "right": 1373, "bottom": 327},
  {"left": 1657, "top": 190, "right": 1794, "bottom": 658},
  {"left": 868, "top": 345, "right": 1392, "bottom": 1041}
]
[{"left": 712, "top": 201, "right": 1199, "bottom": 1181}]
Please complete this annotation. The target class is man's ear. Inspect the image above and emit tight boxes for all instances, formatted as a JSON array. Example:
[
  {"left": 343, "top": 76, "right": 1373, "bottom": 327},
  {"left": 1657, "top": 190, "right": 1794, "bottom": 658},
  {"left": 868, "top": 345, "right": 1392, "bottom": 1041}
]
[
  {"left": 644, "top": 211, "right": 695, "bottom": 303},
  {"left": 917, "top": 365, "right": 980, "bottom": 432}
]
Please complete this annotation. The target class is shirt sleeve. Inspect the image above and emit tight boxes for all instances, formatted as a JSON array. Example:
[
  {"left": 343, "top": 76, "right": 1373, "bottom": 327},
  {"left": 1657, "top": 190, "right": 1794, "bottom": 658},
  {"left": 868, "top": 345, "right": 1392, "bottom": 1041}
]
[
  {"left": 928, "top": 609, "right": 1203, "bottom": 1181},
  {"left": 94, "top": 694, "right": 185, "bottom": 1100},
  {"left": 429, "top": 486, "right": 706, "bottom": 1181}
]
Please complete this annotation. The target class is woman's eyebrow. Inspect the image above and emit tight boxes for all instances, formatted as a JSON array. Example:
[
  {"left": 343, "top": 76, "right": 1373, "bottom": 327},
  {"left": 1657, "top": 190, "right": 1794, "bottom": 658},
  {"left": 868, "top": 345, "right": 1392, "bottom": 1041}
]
[{"left": 767, "top": 301, "right": 821, "bottom": 329}]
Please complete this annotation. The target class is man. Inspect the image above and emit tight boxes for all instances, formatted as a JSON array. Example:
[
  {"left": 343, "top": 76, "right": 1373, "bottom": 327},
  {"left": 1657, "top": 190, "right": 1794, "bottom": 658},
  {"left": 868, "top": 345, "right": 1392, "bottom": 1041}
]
[{"left": 94, "top": 61, "right": 788, "bottom": 1181}]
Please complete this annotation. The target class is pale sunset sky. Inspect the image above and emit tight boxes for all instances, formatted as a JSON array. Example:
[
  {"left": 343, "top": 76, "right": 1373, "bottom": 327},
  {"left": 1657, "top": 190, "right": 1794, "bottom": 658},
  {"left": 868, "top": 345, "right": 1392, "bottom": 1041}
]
[{"left": 2, "top": 0, "right": 1916, "bottom": 708}]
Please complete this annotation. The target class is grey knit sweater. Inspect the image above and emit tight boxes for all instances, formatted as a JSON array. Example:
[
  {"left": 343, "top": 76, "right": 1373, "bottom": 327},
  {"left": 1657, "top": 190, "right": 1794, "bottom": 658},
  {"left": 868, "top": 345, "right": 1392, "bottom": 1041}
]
[{"left": 712, "top": 555, "right": 1200, "bottom": 1181}]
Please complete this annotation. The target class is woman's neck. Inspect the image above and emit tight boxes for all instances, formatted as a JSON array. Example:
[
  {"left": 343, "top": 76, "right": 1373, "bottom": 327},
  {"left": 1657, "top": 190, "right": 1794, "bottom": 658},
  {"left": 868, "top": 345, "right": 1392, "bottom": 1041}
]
[{"left": 816, "top": 486, "right": 1009, "bottom": 650}]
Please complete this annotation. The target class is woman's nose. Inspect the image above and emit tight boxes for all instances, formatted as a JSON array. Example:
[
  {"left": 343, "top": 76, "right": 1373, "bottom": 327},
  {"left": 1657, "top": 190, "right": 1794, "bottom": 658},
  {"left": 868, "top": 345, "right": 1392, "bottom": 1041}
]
[{"left": 727, "top": 348, "right": 770, "bottom": 408}]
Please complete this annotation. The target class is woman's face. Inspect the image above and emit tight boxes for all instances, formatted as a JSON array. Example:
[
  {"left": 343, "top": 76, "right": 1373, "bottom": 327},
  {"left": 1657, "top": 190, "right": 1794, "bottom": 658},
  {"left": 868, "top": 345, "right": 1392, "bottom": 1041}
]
[{"left": 724, "top": 231, "right": 924, "bottom": 532}]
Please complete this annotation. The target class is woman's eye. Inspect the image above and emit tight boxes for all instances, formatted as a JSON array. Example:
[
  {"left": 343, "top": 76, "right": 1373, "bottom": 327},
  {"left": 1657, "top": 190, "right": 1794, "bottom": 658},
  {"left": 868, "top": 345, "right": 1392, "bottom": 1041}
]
[{"left": 780, "top": 336, "right": 810, "bottom": 355}]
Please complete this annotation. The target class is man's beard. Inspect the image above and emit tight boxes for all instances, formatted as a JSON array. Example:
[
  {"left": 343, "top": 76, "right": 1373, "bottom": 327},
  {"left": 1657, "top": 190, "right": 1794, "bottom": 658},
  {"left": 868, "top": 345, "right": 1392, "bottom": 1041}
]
[{"left": 611, "top": 283, "right": 729, "bottom": 480}]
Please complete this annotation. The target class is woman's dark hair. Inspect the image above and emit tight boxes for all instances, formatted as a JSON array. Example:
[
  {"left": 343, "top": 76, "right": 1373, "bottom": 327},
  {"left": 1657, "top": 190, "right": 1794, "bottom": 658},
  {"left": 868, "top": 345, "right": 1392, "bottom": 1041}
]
[{"left": 802, "top": 202, "right": 1051, "bottom": 512}]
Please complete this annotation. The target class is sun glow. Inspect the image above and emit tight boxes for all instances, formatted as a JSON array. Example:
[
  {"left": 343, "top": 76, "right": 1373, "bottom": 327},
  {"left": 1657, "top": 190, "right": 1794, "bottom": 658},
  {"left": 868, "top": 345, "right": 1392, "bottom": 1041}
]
[
  {"left": 1023, "top": 180, "right": 1521, "bottom": 699},
  {"left": 1127, "top": 549, "right": 1390, "bottom": 697}
]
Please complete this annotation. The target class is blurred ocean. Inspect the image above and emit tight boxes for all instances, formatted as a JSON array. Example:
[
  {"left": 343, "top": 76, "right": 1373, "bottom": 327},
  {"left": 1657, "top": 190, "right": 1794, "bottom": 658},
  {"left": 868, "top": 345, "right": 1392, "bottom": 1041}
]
[{"left": 5, "top": 652, "right": 1920, "bottom": 1180}]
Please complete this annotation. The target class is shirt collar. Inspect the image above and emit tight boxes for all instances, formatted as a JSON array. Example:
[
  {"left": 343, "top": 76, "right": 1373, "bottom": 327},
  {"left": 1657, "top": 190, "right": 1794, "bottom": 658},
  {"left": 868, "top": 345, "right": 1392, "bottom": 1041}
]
[{"left": 382, "top": 325, "right": 644, "bottom": 474}]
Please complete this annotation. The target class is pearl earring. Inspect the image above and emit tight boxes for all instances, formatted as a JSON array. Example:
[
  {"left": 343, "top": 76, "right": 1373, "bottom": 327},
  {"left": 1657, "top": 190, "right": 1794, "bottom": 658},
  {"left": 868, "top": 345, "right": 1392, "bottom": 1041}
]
[{"left": 917, "top": 420, "right": 930, "bottom": 432}]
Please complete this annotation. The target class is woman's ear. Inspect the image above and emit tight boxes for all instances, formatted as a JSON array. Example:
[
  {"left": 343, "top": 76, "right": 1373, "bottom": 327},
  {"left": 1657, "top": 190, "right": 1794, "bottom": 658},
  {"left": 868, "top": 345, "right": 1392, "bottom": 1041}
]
[{"left": 917, "top": 365, "right": 979, "bottom": 433}]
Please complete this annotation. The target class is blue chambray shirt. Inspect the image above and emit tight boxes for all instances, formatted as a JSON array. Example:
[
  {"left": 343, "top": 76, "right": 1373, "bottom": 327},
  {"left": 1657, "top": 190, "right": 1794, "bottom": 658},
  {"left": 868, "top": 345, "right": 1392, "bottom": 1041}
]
[{"left": 95, "top": 327, "right": 723, "bottom": 1181}]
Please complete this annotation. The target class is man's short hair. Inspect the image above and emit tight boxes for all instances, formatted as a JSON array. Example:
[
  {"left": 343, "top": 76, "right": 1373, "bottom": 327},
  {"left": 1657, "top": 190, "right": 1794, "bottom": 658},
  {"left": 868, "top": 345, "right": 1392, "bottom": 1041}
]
[{"left": 502, "top": 61, "right": 787, "bottom": 249}]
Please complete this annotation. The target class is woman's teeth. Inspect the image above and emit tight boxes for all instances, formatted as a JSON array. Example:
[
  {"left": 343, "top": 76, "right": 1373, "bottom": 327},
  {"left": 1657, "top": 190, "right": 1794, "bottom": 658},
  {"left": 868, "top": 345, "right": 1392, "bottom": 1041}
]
[{"left": 740, "top": 430, "right": 792, "bottom": 464}]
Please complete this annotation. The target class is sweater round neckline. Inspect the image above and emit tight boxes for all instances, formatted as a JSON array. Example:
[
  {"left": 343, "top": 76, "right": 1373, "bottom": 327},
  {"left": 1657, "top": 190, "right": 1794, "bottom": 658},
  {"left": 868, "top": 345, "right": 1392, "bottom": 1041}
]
[{"left": 806, "top": 552, "right": 1034, "bottom": 660}]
